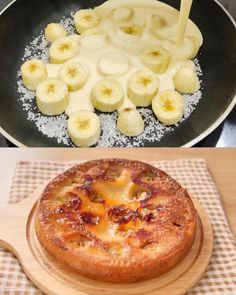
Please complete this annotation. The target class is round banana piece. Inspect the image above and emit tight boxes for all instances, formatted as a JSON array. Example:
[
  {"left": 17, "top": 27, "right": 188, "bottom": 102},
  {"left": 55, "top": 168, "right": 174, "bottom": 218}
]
[
  {"left": 45, "top": 23, "right": 67, "bottom": 43},
  {"left": 117, "top": 96, "right": 136, "bottom": 113},
  {"left": 174, "top": 66, "right": 200, "bottom": 94},
  {"left": 50, "top": 37, "right": 79, "bottom": 64},
  {"left": 74, "top": 9, "right": 101, "bottom": 34},
  {"left": 68, "top": 110, "right": 100, "bottom": 147},
  {"left": 145, "top": 14, "right": 166, "bottom": 32},
  {"left": 188, "top": 36, "right": 201, "bottom": 59},
  {"left": 152, "top": 90, "right": 184, "bottom": 125},
  {"left": 111, "top": 7, "right": 133, "bottom": 22},
  {"left": 116, "top": 23, "right": 143, "bottom": 42},
  {"left": 139, "top": 45, "right": 171, "bottom": 74},
  {"left": 117, "top": 108, "right": 144, "bottom": 136},
  {"left": 58, "top": 60, "right": 88, "bottom": 91},
  {"left": 98, "top": 52, "right": 130, "bottom": 76},
  {"left": 120, "top": 23, "right": 142, "bottom": 37},
  {"left": 91, "top": 78, "right": 124, "bottom": 112},
  {"left": 181, "top": 60, "right": 196, "bottom": 71},
  {"left": 128, "top": 70, "right": 159, "bottom": 107},
  {"left": 36, "top": 78, "right": 68, "bottom": 116},
  {"left": 21, "top": 59, "right": 47, "bottom": 91}
]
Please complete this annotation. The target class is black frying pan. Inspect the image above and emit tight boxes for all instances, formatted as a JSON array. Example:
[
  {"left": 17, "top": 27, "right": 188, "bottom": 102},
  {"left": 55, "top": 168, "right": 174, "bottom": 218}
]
[{"left": 0, "top": 0, "right": 236, "bottom": 147}]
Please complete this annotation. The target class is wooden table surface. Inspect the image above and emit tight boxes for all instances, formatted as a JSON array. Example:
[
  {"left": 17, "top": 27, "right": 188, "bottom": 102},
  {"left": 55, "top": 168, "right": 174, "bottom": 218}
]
[{"left": 0, "top": 148, "right": 235, "bottom": 238}]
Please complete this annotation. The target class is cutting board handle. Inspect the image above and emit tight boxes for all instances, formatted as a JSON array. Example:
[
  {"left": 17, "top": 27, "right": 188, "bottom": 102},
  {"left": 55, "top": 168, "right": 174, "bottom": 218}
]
[
  {"left": 0, "top": 195, "right": 37, "bottom": 251},
  {"left": 0, "top": 204, "right": 21, "bottom": 250},
  {"left": 0, "top": 184, "right": 44, "bottom": 247}
]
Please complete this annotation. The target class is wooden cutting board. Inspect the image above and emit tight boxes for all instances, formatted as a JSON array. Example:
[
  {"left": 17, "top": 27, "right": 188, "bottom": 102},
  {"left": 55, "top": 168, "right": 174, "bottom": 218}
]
[{"left": 0, "top": 183, "right": 213, "bottom": 295}]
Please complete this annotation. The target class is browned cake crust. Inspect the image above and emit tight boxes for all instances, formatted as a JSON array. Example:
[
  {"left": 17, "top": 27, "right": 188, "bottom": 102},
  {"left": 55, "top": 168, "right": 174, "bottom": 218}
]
[{"left": 35, "top": 159, "right": 197, "bottom": 283}]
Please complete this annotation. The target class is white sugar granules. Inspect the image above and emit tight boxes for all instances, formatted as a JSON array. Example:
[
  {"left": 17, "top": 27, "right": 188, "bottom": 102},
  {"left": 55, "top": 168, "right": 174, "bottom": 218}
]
[{"left": 17, "top": 14, "right": 203, "bottom": 147}]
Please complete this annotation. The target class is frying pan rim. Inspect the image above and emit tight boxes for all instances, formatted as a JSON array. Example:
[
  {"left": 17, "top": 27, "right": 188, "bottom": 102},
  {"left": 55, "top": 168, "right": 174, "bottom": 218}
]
[{"left": 0, "top": 0, "right": 235, "bottom": 148}]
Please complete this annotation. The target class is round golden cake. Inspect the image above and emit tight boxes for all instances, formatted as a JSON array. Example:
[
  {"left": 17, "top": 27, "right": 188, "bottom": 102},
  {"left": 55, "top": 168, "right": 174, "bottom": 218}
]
[{"left": 35, "top": 159, "right": 197, "bottom": 283}]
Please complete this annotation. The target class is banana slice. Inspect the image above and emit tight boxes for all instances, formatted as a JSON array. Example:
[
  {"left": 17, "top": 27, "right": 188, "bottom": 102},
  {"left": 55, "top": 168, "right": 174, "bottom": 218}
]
[
  {"left": 152, "top": 90, "right": 184, "bottom": 125},
  {"left": 91, "top": 78, "right": 124, "bottom": 112},
  {"left": 117, "top": 96, "right": 136, "bottom": 113},
  {"left": 50, "top": 37, "right": 79, "bottom": 64},
  {"left": 111, "top": 7, "right": 133, "bottom": 22},
  {"left": 36, "top": 78, "right": 69, "bottom": 116},
  {"left": 188, "top": 36, "right": 201, "bottom": 59},
  {"left": 120, "top": 23, "right": 142, "bottom": 37},
  {"left": 110, "top": 23, "right": 143, "bottom": 49},
  {"left": 98, "top": 52, "right": 130, "bottom": 76},
  {"left": 58, "top": 60, "right": 88, "bottom": 91},
  {"left": 174, "top": 66, "right": 200, "bottom": 94},
  {"left": 68, "top": 110, "right": 100, "bottom": 147},
  {"left": 139, "top": 45, "right": 171, "bottom": 74},
  {"left": 45, "top": 23, "right": 67, "bottom": 43},
  {"left": 128, "top": 70, "right": 159, "bottom": 107},
  {"left": 46, "top": 64, "right": 61, "bottom": 78},
  {"left": 117, "top": 108, "right": 144, "bottom": 136},
  {"left": 181, "top": 60, "right": 196, "bottom": 71},
  {"left": 145, "top": 14, "right": 166, "bottom": 32},
  {"left": 74, "top": 9, "right": 101, "bottom": 34},
  {"left": 21, "top": 59, "right": 47, "bottom": 91},
  {"left": 114, "top": 23, "right": 143, "bottom": 45}
]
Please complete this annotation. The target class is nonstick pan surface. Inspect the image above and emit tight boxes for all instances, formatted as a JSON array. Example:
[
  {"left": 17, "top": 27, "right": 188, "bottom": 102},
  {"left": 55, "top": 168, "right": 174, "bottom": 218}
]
[{"left": 0, "top": 0, "right": 235, "bottom": 147}]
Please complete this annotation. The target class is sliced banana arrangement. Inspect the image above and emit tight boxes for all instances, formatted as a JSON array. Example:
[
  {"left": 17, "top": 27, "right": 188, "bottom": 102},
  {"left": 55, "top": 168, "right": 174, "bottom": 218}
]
[
  {"left": 174, "top": 66, "right": 200, "bottom": 94},
  {"left": 152, "top": 90, "right": 184, "bottom": 125},
  {"left": 74, "top": 9, "right": 101, "bottom": 34},
  {"left": 68, "top": 110, "right": 100, "bottom": 147},
  {"left": 91, "top": 78, "right": 124, "bottom": 112},
  {"left": 111, "top": 7, "right": 133, "bottom": 22},
  {"left": 36, "top": 78, "right": 69, "bottom": 116},
  {"left": 20, "top": 0, "right": 203, "bottom": 146},
  {"left": 128, "top": 70, "right": 159, "bottom": 107},
  {"left": 21, "top": 59, "right": 47, "bottom": 91},
  {"left": 58, "top": 60, "right": 89, "bottom": 91},
  {"left": 139, "top": 45, "right": 171, "bottom": 74},
  {"left": 117, "top": 108, "right": 144, "bottom": 136},
  {"left": 50, "top": 37, "right": 79, "bottom": 64},
  {"left": 45, "top": 23, "right": 68, "bottom": 43},
  {"left": 145, "top": 14, "right": 166, "bottom": 32},
  {"left": 114, "top": 23, "right": 143, "bottom": 46}
]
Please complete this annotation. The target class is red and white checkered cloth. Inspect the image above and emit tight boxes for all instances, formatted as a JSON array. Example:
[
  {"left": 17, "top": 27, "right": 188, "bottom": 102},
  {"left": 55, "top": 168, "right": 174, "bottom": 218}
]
[{"left": 0, "top": 159, "right": 236, "bottom": 295}]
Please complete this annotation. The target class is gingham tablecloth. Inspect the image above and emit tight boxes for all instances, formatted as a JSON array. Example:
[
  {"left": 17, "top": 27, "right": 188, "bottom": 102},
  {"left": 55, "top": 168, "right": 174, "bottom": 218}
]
[{"left": 0, "top": 159, "right": 236, "bottom": 295}]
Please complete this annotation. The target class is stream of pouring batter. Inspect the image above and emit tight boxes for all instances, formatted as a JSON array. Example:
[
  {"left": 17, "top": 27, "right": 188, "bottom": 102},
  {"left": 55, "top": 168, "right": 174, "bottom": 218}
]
[{"left": 177, "top": 0, "right": 194, "bottom": 45}]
